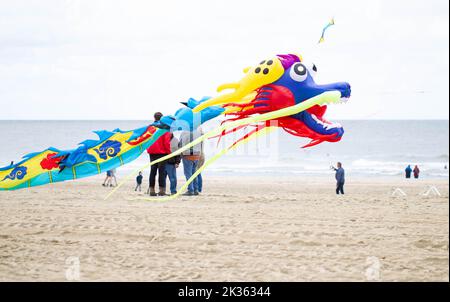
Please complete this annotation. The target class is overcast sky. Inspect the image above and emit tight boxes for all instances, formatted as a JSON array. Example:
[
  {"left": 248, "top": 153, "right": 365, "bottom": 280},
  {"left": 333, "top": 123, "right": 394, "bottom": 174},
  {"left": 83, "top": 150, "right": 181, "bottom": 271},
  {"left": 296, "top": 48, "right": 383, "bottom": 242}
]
[{"left": 0, "top": 0, "right": 448, "bottom": 120}]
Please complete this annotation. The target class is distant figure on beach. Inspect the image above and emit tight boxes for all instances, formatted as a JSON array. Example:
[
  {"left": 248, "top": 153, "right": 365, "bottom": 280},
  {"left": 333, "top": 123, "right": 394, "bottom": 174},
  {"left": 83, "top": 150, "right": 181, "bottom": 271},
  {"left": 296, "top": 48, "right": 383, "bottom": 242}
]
[
  {"left": 331, "top": 162, "right": 345, "bottom": 195},
  {"left": 179, "top": 128, "right": 203, "bottom": 196},
  {"left": 165, "top": 134, "right": 181, "bottom": 195},
  {"left": 102, "top": 170, "right": 113, "bottom": 187},
  {"left": 405, "top": 165, "right": 412, "bottom": 179},
  {"left": 413, "top": 165, "right": 420, "bottom": 179},
  {"left": 135, "top": 171, "right": 143, "bottom": 192},
  {"left": 147, "top": 112, "right": 171, "bottom": 196}
]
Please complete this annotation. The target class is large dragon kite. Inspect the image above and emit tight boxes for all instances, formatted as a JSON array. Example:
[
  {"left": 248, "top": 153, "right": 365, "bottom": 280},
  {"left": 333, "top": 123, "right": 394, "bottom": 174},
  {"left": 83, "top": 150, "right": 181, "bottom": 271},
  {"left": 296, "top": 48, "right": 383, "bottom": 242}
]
[{"left": 0, "top": 53, "right": 351, "bottom": 198}]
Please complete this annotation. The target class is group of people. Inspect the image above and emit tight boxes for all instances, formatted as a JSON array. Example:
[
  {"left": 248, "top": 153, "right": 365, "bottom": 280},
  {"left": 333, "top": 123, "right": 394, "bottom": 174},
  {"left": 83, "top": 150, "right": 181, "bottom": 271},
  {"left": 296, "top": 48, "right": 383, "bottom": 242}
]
[
  {"left": 138, "top": 112, "right": 205, "bottom": 197},
  {"left": 405, "top": 165, "right": 420, "bottom": 179}
]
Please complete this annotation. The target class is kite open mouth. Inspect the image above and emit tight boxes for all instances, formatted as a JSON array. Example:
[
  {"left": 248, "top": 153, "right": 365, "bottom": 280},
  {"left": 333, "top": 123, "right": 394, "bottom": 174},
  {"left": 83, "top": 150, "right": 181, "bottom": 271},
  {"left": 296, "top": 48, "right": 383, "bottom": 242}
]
[
  {"left": 304, "top": 83, "right": 350, "bottom": 137},
  {"left": 279, "top": 84, "right": 351, "bottom": 148},
  {"left": 303, "top": 105, "right": 344, "bottom": 138}
]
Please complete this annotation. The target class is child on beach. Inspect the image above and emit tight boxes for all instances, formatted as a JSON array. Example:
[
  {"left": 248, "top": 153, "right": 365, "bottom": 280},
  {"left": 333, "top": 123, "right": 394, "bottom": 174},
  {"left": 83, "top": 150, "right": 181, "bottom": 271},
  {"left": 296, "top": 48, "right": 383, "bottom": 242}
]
[{"left": 135, "top": 171, "right": 143, "bottom": 192}]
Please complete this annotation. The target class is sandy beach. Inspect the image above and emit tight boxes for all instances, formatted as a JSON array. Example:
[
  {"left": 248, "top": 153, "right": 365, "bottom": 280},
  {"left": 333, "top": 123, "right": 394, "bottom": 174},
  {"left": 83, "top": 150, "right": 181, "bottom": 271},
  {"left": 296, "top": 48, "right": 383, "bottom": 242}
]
[{"left": 0, "top": 175, "right": 448, "bottom": 282}]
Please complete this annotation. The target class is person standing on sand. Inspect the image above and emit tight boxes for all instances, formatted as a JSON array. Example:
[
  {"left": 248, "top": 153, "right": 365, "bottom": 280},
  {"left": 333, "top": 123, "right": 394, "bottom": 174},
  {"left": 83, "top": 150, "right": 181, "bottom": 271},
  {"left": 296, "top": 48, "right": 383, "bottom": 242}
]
[
  {"left": 179, "top": 128, "right": 203, "bottom": 196},
  {"left": 194, "top": 127, "right": 205, "bottom": 194},
  {"left": 195, "top": 152, "right": 205, "bottom": 194},
  {"left": 147, "top": 112, "right": 172, "bottom": 196},
  {"left": 165, "top": 134, "right": 181, "bottom": 195},
  {"left": 135, "top": 171, "right": 143, "bottom": 192},
  {"left": 102, "top": 170, "right": 112, "bottom": 187},
  {"left": 332, "top": 162, "right": 345, "bottom": 195},
  {"left": 405, "top": 165, "right": 412, "bottom": 179},
  {"left": 413, "top": 165, "right": 420, "bottom": 179}
]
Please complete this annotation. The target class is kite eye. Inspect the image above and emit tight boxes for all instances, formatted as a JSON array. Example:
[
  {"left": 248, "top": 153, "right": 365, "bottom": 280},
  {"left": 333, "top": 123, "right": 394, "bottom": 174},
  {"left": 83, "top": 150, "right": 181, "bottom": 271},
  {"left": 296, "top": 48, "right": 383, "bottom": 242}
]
[
  {"left": 308, "top": 63, "right": 318, "bottom": 79},
  {"left": 290, "top": 63, "right": 308, "bottom": 82}
]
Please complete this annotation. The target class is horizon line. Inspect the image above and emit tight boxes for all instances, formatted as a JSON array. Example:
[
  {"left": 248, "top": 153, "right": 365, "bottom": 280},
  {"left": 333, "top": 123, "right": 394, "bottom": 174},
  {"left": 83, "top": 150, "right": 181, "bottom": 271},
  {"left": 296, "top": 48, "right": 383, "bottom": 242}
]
[{"left": 0, "top": 119, "right": 448, "bottom": 122}]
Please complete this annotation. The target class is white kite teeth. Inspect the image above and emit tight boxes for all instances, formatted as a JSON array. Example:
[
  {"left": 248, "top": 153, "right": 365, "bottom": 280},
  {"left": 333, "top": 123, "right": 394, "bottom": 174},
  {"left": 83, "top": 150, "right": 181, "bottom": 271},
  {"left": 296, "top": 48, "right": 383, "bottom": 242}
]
[
  {"left": 340, "top": 97, "right": 350, "bottom": 103},
  {"left": 311, "top": 114, "right": 342, "bottom": 130}
]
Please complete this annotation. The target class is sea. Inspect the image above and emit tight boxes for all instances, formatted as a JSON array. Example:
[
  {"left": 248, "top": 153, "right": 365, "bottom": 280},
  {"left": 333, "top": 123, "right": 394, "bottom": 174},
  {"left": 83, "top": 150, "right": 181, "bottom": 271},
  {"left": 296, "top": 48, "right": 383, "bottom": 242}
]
[{"left": 0, "top": 120, "right": 448, "bottom": 179}]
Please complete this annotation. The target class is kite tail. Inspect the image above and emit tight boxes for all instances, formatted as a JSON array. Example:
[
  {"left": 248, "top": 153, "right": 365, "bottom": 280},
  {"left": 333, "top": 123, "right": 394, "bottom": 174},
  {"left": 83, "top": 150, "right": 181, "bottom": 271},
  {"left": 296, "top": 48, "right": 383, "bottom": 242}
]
[
  {"left": 212, "top": 124, "right": 249, "bottom": 148},
  {"left": 0, "top": 125, "right": 165, "bottom": 191}
]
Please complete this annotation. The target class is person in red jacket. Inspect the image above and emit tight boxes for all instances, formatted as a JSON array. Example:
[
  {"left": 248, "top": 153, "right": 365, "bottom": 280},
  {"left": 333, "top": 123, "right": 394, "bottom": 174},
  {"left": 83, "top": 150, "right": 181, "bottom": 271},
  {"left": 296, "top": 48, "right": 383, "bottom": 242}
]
[
  {"left": 147, "top": 112, "right": 172, "bottom": 196},
  {"left": 413, "top": 165, "right": 420, "bottom": 179}
]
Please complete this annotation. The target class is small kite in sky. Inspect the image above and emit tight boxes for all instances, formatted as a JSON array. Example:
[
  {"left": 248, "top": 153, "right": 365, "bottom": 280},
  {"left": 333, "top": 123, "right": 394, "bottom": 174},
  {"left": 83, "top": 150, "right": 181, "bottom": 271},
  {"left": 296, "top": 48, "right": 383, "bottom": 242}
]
[{"left": 318, "top": 18, "right": 335, "bottom": 44}]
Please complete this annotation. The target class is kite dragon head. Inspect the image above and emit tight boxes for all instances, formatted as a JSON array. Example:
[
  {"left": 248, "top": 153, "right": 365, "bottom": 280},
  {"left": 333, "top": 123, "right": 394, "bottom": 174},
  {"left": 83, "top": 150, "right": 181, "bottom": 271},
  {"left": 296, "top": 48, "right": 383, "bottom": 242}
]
[
  {"left": 193, "top": 53, "right": 351, "bottom": 148},
  {"left": 269, "top": 54, "right": 351, "bottom": 147}
]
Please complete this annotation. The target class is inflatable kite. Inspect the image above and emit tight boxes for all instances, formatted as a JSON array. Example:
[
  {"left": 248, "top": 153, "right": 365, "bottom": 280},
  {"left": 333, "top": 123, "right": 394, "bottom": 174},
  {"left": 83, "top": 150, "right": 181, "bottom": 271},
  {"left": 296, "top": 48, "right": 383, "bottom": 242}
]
[
  {"left": 0, "top": 52, "right": 351, "bottom": 198},
  {"left": 108, "top": 53, "right": 351, "bottom": 200}
]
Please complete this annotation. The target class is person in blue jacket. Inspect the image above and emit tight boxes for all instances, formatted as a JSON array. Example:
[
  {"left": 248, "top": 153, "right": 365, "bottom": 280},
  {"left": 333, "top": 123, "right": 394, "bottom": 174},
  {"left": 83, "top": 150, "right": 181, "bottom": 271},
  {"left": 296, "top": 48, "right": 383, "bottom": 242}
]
[
  {"left": 405, "top": 165, "right": 412, "bottom": 179},
  {"left": 332, "top": 162, "right": 345, "bottom": 195}
]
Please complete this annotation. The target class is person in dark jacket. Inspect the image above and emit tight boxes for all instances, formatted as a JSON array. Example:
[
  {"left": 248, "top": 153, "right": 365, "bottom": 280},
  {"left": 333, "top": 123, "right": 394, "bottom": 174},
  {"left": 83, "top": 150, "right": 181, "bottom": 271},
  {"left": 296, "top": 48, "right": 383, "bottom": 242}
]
[
  {"left": 405, "top": 165, "right": 412, "bottom": 179},
  {"left": 135, "top": 171, "right": 143, "bottom": 192},
  {"left": 147, "top": 112, "right": 172, "bottom": 196},
  {"left": 413, "top": 165, "right": 420, "bottom": 179},
  {"left": 165, "top": 134, "right": 181, "bottom": 195},
  {"left": 332, "top": 162, "right": 345, "bottom": 195}
]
